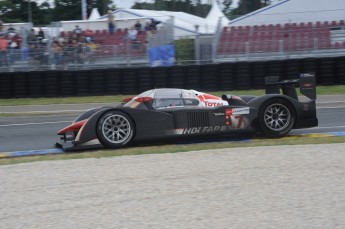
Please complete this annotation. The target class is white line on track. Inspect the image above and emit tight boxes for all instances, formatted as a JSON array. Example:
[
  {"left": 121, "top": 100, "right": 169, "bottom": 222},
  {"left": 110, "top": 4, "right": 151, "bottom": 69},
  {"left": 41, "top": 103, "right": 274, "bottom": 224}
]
[
  {"left": 317, "top": 106, "right": 345, "bottom": 109},
  {"left": 0, "top": 103, "right": 112, "bottom": 108},
  {"left": 308, "top": 125, "right": 345, "bottom": 130},
  {"left": 316, "top": 101, "right": 345, "bottom": 104},
  {"left": 0, "top": 121, "right": 72, "bottom": 127},
  {"left": 0, "top": 110, "right": 84, "bottom": 114}
]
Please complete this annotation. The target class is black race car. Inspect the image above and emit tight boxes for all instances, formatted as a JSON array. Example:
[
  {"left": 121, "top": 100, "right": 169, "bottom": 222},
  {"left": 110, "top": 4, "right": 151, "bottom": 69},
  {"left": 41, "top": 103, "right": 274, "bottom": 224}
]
[{"left": 55, "top": 73, "right": 318, "bottom": 150}]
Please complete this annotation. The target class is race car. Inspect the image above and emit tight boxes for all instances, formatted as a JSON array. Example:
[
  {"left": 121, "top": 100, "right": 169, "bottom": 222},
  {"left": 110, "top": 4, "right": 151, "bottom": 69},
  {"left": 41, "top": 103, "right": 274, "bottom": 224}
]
[{"left": 55, "top": 73, "right": 318, "bottom": 150}]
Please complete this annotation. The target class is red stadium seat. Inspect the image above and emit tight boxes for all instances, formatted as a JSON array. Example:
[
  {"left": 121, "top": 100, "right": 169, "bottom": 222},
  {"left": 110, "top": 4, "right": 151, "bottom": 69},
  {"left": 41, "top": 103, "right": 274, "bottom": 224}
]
[{"left": 216, "top": 19, "right": 341, "bottom": 56}]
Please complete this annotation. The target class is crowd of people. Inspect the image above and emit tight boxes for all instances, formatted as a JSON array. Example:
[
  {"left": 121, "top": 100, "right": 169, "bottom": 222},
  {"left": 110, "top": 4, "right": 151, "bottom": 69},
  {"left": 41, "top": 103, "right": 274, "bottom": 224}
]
[
  {"left": 105, "top": 11, "right": 160, "bottom": 44},
  {"left": 0, "top": 23, "right": 98, "bottom": 69},
  {"left": 0, "top": 24, "right": 23, "bottom": 67},
  {"left": 0, "top": 15, "right": 161, "bottom": 69}
]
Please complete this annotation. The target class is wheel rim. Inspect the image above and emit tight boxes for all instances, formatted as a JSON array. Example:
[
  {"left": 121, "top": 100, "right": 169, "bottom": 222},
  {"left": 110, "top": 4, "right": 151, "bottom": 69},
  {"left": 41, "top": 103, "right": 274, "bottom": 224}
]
[
  {"left": 102, "top": 114, "right": 131, "bottom": 144},
  {"left": 264, "top": 103, "right": 291, "bottom": 131}
]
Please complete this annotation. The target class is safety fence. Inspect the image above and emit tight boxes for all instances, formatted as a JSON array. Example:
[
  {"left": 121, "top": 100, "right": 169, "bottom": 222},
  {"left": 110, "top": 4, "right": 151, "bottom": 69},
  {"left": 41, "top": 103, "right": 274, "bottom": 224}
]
[
  {"left": 0, "top": 56, "right": 345, "bottom": 99},
  {"left": 0, "top": 43, "right": 148, "bottom": 73}
]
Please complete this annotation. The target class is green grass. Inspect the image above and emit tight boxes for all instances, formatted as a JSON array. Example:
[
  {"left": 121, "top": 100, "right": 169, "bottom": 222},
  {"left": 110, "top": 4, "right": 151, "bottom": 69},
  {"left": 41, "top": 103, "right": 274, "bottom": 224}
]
[
  {"left": 0, "top": 85, "right": 344, "bottom": 106},
  {"left": 1, "top": 135, "right": 344, "bottom": 166}
]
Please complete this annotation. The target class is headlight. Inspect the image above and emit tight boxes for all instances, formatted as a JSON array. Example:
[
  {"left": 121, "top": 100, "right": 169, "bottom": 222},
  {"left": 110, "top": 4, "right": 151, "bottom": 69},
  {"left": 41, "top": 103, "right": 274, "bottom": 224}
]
[{"left": 65, "top": 131, "right": 76, "bottom": 141}]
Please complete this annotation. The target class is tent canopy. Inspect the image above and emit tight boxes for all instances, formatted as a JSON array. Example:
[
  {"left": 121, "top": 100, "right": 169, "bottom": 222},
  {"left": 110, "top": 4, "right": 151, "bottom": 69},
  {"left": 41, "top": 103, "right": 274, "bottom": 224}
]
[
  {"left": 96, "top": 1, "right": 228, "bottom": 37},
  {"left": 88, "top": 8, "right": 101, "bottom": 21}
]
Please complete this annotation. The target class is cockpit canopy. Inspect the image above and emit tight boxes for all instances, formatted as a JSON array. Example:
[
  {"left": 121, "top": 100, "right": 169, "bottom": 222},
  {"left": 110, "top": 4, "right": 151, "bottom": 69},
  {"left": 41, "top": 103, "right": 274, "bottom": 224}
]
[{"left": 123, "top": 89, "right": 200, "bottom": 109}]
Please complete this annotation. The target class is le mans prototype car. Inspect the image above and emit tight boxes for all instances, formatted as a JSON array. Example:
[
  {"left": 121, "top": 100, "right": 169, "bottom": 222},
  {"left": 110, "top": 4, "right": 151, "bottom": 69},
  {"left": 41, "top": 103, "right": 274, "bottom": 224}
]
[{"left": 55, "top": 73, "right": 318, "bottom": 150}]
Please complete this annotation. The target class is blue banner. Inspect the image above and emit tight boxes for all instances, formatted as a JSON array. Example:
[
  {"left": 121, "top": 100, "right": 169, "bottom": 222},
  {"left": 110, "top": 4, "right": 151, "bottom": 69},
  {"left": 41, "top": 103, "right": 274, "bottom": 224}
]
[{"left": 149, "top": 44, "right": 175, "bottom": 67}]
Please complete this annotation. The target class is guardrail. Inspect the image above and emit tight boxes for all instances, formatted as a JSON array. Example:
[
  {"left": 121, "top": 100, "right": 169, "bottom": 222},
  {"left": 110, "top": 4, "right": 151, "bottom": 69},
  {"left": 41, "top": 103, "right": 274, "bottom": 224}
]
[{"left": 1, "top": 56, "right": 344, "bottom": 99}]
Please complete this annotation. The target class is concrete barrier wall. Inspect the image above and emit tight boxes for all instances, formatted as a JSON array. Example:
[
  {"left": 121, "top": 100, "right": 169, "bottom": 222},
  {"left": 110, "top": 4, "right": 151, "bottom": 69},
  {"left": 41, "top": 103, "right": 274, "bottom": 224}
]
[{"left": 1, "top": 56, "right": 345, "bottom": 98}]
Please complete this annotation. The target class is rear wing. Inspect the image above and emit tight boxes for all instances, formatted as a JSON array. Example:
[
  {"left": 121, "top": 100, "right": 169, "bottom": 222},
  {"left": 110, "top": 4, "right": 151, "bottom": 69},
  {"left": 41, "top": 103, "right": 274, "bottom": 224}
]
[{"left": 265, "top": 73, "right": 316, "bottom": 101}]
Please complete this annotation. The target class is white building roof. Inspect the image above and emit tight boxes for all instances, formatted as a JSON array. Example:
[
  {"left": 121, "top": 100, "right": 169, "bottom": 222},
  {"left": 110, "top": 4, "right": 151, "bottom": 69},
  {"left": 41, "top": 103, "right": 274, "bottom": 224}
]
[
  {"left": 229, "top": 0, "right": 345, "bottom": 26},
  {"left": 97, "top": 1, "right": 228, "bottom": 37}
]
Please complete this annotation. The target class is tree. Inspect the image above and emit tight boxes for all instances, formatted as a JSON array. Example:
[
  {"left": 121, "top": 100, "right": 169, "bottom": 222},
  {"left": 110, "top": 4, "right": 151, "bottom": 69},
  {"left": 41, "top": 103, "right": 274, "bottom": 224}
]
[
  {"left": 87, "top": 0, "right": 115, "bottom": 17},
  {"left": 52, "top": 0, "right": 82, "bottom": 21},
  {"left": 52, "top": 0, "right": 115, "bottom": 22},
  {"left": 231, "top": 0, "right": 265, "bottom": 19},
  {"left": 0, "top": 0, "right": 115, "bottom": 24},
  {"left": 222, "top": 0, "right": 233, "bottom": 18},
  {"left": 132, "top": 0, "right": 211, "bottom": 18}
]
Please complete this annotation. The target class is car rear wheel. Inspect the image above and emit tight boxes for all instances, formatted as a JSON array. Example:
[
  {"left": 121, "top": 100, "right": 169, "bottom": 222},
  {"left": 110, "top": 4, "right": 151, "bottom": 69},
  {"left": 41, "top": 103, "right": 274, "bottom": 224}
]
[
  {"left": 258, "top": 99, "right": 295, "bottom": 138},
  {"left": 97, "top": 110, "right": 135, "bottom": 148}
]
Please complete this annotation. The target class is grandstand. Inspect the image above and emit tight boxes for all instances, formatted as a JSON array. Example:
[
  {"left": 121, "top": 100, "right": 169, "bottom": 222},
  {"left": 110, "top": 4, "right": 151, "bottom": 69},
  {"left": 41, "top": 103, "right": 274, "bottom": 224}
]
[
  {"left": 215, "top": 0, "right": 345, "bottom": 61},
  {"left": 1, "top": 0, "right": 345, "bottom": 72},
  {"left": 216, "top": 20, "right": 345, "bottom": 59}
]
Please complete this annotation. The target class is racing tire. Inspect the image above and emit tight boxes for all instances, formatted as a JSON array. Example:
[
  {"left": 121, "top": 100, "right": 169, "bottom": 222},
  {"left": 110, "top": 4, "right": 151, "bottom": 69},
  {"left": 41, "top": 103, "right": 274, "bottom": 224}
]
[
  {"left": 258, "top": 98, "right": 295, "bottom": 138},
  {"left": 96, "top": 110, "right": 135, "bottom": 148}
]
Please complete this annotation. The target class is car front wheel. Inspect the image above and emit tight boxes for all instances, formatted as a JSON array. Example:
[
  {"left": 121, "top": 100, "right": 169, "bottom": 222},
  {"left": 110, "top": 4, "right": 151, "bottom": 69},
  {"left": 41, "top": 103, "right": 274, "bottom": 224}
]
[{"left": 97, "top": 110, "right": 135, "bottom": 148}]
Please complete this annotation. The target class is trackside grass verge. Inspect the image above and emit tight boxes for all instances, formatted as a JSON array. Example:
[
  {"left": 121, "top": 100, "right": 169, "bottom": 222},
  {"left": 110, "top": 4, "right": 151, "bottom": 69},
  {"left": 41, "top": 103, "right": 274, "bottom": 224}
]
[
  {"left": 0, "top": 85, "right": 344, "bottom": 106},
  {"left": 1, "top": 135, "right": 344, "bottom": 166}
]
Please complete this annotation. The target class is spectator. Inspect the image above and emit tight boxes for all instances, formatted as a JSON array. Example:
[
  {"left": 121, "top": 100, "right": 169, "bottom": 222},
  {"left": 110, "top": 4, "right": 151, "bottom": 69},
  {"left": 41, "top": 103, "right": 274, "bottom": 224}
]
[
  {"left": 27, "top": 29, "right": 37, "bottom": 44},
  {"left": 8, "top": 32, "right": 22, "bottom": 65},
  {"left": 0, "top": 32, "right": 8, "bottom": 66},
  {"left": 0, "top": 19, "right": 3, "bottom": 32},
  {"left": 7, "top": 24, "right": 16, "bottom": 36},
  {"left": 37, "top": 28, "right": 45, "bottom": 42},
  {"left": 9, "top": 33, "right": 22, "bottom": 49},
  {"left": 144, "top": 22, "right": 150, "bottom": 31},
  {"left": 107, "top": 10, "right": 115, "bottom": 34},
  {"left": 73, "top": 25, "right": 82, "bottom": 41},
  {"left": 52, "top": 41, "right": 63, "bottom": 67},
  {"left": 84, "top": 29, "right": 94, "bottom": 42},
  {"left": 148, "top": 18, "right": 160, "bottom": 31},
  {"left": 36, "top": 39, "right": 49, "bottom": 66},
  {"left": 134, "top": 20, "right": 142, "bottom": 31},
  {"left": 85, "top": 37, "right": 98, "bottom": 51},
  {"left": 28, "top": 43, "right": 40, "bottom": 69},
  {"left": 123, "top": 26, "right": 138, "bottom": 43},
  {"left": 62, "top": 39, "right": 76, "bottom": 70}
]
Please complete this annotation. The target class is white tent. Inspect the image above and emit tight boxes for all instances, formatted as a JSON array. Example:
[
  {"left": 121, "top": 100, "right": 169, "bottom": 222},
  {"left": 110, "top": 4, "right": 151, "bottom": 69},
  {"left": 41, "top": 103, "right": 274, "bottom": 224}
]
[
  {"left": 88, "top": 8, "right": 101, "bottom": 21},
  {"left": 96, "top": 1, "right": 229, "bottom": 37},
  {"left": 206, "top": 0, "right": 230, "bottom": 27},
  {"left": 229, "top": 0, "right": 345, "bottom": 26},
  {"left": 99, "top": 9, "right": 209, "bottom": 37}
]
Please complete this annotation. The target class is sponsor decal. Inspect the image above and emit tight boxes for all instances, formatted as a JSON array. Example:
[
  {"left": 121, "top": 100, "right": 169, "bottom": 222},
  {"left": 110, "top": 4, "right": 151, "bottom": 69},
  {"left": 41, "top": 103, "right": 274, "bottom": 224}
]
[
  {"left": 197, "top": 93, "right": 227, "bottom": 107},
  {"left": 226, "top": 107, "right": 250, "bottom": 115},
  {"left": 174, "top": 117, "right": 249, "bottom": 135},
  {"left": 174, "top": 129, "right": 184, "bottom": 134},
  {"left": 203, "top": 101, "right": 224, "bottom": 107},
  {"left": 213, "top": 112, "right": 225, "bottom": 116}
]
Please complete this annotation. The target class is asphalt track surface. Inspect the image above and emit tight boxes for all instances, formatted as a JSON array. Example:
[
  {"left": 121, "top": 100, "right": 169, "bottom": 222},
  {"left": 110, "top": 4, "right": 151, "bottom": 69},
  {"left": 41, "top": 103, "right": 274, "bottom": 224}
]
[{"left": 0, "top": 95, "right": 344, "bottom": 153}]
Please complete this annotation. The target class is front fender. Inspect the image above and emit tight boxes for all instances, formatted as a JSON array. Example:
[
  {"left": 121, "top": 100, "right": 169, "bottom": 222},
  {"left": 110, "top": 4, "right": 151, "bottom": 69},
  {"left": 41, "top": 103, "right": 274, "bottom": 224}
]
[
  {"left": 74, "top": 106, "right": 114, "bottom": 123},
  {"left": 74, "top": 107, "right": 115, "bottom": 144}
]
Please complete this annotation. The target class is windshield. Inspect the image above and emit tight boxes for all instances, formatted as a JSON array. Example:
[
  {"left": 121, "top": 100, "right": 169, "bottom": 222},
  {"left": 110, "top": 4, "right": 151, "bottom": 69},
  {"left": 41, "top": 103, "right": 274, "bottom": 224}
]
[
  {"left": 122, "top": 89, "right": 155, "bottom": 108},
  {"left": 153, "top": 89, "right": 200, "bottom": 109},
  {"left": 152, "top": 89, "right": 183, "bottom": 109},
  {"left": 123, "top": 89, "right": 200, "bottom": 109}
]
